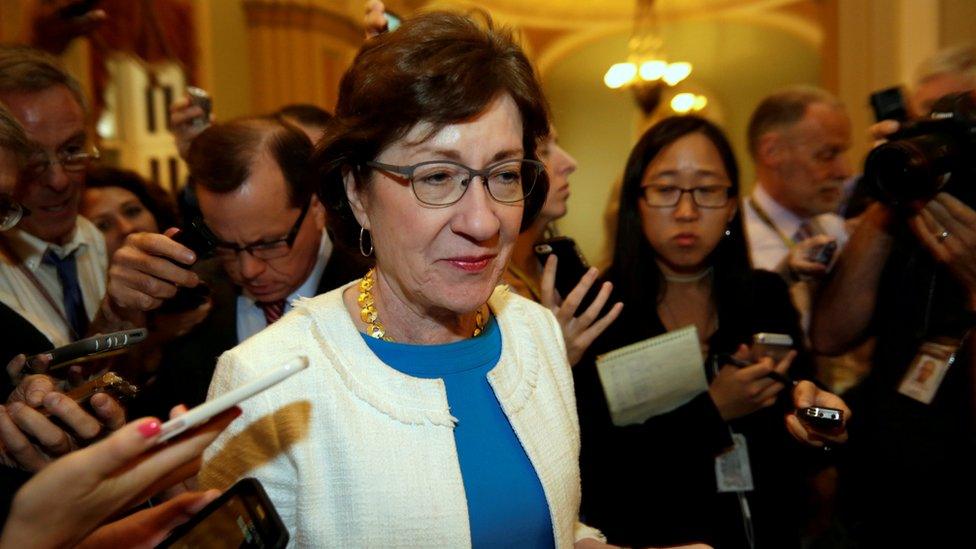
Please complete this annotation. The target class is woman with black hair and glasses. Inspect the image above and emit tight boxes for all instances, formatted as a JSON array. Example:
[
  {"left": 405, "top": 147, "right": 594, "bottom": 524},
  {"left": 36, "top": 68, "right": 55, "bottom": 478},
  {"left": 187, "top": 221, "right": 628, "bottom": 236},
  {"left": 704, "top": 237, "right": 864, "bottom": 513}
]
[{"left": 574, "top": 116, "right": 851, "bottom": 549}]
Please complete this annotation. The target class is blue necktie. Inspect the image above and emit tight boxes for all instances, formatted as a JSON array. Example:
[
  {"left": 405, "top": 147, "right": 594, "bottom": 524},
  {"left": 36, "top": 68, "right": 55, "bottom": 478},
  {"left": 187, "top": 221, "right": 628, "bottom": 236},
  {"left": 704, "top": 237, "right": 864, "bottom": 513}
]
[{"left": 42, "top": 248, "right": 89, "bottom": 339}]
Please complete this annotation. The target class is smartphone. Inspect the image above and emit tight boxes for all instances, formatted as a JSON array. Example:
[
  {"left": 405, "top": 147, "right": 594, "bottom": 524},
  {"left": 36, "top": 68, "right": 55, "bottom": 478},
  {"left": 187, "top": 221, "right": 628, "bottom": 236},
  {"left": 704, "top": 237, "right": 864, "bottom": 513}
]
[
  {"left": 185, "top": 87, "right": 212, "bottom": 129},
  {"left": 751, "top": 332, "right": 793, "bottom": 362},
  {"left": 533, "top": 236, "right": 602, "bottom": 312},
  {"left": 157, "top": 478, "right": 289, "bottom": 549},
  {"left": 156, "top": 224, "right": 214, "bottom": 314},
  {"left": 157, "top": 357, "right": 308, "bottom": 443},
  {"left": 869, "top": 86, "right": 908, "bottom": 123},
  {"left": 797, "top": 406, "right": 844, "bottom": 432},
  {"left": 25, "top": 328, "right": 148, "bottom": 372},
  {"left": 808, "top": 241, "right": 837, "bottom": 266}
]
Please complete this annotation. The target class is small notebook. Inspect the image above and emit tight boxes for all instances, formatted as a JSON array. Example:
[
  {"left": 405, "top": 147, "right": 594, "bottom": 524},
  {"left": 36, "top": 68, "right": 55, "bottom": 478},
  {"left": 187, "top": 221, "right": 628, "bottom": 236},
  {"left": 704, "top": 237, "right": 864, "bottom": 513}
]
[{"left": 595, "top": 325, "right": 707, "bottom": 426}]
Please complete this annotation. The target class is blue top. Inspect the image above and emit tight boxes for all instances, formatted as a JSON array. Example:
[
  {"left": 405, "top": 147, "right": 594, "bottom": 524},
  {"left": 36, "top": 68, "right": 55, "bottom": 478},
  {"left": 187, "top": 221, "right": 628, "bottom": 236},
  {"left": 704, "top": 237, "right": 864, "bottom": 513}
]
[{"left": 362, "top": 316, "right": 555, "bottom": 549}]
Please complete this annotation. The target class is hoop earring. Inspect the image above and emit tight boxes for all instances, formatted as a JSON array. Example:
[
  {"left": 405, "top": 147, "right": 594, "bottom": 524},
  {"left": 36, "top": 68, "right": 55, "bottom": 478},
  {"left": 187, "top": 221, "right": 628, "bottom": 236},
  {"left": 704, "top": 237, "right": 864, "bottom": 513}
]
[{"left": 359, "top": 226, "right": 374, "bottom": 257}]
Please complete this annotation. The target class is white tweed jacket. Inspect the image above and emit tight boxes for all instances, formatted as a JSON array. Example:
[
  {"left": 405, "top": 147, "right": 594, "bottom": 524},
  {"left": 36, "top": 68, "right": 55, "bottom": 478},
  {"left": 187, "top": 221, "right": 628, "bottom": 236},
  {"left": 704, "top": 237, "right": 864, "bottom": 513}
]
[{"left": 200, "top": 283, "right": 603, "bottom": 548}]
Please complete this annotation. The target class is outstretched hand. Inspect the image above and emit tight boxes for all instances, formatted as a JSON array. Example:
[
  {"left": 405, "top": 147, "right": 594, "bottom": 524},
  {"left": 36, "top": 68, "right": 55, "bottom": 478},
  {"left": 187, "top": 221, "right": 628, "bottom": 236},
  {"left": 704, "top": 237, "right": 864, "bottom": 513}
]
[{"left": 540, "top": 255, "right": 623, "bottom": 366}]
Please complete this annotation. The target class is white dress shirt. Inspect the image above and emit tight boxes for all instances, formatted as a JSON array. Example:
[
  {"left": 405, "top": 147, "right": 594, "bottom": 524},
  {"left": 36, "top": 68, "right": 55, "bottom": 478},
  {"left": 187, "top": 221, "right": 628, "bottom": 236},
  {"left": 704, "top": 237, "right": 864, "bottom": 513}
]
[
  {"left": 0, "top": 217, "right": 107, "bottom": 346},
  {"left": 235, "top": 232, "right": 332, "bottom": 342},
  {"left": 743, "top": 184, "right": 849, "bottom": 272}
]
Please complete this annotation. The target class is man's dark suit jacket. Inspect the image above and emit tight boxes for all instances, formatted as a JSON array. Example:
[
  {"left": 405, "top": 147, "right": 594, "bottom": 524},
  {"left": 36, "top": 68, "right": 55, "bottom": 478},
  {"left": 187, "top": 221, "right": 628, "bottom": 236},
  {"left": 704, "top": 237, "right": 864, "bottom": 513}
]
[{"left": 128, "top": 245, "right": 369, "bottom": 419}]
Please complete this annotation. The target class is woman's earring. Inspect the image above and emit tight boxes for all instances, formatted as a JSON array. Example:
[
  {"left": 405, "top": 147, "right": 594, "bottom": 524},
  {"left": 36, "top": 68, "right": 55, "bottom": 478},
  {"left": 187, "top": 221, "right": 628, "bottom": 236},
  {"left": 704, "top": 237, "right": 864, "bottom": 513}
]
[
  {"left": 359, "top": 226, "right": 374, "bottom": 257},
  {"left": 725, "top": 228, "right": 732, "bottom": 237}
]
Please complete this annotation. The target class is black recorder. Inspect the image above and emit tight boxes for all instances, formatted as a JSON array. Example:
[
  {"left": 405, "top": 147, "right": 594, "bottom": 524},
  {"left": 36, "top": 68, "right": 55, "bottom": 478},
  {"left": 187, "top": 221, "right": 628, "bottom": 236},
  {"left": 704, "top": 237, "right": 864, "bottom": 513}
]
[
  {"left": 26, "top": 328, "right": 147, "bottom": 373},
  {"left": 156, "top": 223, "right": 213, "bottom": 314},
  {"left": 157, "top": 478, "right": 289, "bottom": 549},
  {"left": 797, "top": 406, "right": 844, "bottom": 432}
]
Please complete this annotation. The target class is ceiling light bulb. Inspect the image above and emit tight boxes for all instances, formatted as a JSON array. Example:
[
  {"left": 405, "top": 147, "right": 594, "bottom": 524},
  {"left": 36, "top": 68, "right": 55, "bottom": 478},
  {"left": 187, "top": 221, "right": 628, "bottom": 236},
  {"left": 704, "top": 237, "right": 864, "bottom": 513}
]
[
  {"left": 639, "top": 60, "right": 667, "bottom": 81},
  {"left": 604, "top": 62, "right": 638, "bottom": 89},
  {"left": 671, "top": 93, "right": 696, "bottom": 113},
  {"left": 663, "top": 62, "right": 692, "bottom": 86},
  {"left": 693, "top": 95, "right": 708, "bottom": 111}
]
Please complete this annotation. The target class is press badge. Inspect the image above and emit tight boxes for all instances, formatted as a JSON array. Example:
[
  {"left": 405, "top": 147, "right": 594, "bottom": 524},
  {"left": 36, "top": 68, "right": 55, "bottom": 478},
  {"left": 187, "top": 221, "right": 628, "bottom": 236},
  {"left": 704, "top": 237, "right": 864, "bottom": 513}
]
[
  {"left": 715, "top": 433, "right": 754, "bottom": 492},
  {"left": 898, "top": 339, "right": 958, "bottom": 405}
]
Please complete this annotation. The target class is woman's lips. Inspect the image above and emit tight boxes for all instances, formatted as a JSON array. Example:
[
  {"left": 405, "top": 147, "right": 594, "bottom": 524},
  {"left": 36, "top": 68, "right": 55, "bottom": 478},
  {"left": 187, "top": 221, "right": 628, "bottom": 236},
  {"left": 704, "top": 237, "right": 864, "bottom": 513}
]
[
  {"left": 445, "top": 254, "right": 495, "bottom": 272},
  {"left": 673, "top": 233, "right": 699, "bottom": 247}
]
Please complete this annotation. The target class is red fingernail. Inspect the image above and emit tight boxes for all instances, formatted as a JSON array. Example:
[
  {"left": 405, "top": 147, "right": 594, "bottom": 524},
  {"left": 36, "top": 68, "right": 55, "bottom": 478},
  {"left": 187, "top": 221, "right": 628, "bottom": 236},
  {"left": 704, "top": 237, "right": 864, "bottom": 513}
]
[{"left": 139, "top": 419, "right": 161, "bottom": 438}]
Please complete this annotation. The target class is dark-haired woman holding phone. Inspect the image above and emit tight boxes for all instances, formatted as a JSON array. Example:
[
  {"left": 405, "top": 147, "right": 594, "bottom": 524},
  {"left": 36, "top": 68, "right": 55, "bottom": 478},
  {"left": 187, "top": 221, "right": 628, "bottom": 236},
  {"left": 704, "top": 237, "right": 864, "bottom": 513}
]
[{"left": 574, "top": 116, "right": 850, "bottom": 549}]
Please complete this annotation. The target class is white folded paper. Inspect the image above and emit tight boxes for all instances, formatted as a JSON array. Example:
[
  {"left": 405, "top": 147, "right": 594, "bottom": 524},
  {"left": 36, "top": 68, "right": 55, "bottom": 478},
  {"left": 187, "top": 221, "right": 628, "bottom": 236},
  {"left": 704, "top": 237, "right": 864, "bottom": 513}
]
[{"left": 596, "top": 324, "right": 708, "bottom": 426}]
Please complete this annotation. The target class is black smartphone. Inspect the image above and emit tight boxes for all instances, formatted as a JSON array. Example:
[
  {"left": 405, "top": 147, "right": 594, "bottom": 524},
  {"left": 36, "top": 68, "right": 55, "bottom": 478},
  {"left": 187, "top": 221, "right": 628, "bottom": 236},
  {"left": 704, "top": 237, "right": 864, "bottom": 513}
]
[
  {"left": 25, "top": 328, "right": 147, "bottom": 372},
  {"left": 157, "top": 478, "right": 289, "bottom": 549},
  {"left": 533, "top": 236, "right": 602, "bottom": 312},
  {"left": 869, "top": 86, "right": 908, "bottom": 123},
  {"left": 56, "top": 0, "right": 100, "bottom": 18},
  {"left": 156, "top": 224, "right": 213, "bottom": 314},
  {"left": 797, "top": 406, "right": 844, "bottom": 432},
  {"left": 808, "top": 240, "right": 837, "bottom": 266}
]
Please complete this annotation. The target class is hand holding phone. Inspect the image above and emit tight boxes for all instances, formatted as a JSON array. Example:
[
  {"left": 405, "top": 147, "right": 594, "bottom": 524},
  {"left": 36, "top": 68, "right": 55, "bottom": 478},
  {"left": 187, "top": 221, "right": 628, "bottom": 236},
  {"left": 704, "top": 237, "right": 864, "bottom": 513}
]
[{"left": 157, "top": 357, "right": 308, "bottom": 443}]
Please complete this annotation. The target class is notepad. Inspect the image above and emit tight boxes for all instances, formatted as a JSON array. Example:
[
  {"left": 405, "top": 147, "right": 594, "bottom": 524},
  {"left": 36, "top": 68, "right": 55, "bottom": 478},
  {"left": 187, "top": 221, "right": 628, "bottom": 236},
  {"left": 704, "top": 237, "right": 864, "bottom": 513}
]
[{"left": 595, "top": 325, "right": 708, "bottom": 427}]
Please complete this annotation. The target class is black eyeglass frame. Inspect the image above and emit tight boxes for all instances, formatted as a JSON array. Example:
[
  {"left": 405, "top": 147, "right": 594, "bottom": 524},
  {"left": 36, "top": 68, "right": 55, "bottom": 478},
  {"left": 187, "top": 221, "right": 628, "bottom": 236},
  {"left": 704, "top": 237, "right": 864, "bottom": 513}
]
[
  {"left": 640, "top": 185, "right": 735, "bottom": 209},
  {"left": 364, "top": 158, "right": 545, "bottom": 206},
  {"left": 200, "top": 199, "right": 312, "bottom": 259}
]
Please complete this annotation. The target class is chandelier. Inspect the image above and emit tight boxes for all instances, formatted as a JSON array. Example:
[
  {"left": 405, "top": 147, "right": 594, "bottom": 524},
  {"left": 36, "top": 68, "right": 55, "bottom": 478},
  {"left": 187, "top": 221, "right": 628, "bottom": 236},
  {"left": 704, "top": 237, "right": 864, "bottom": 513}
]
[{"left": 604, "top": 0, "right": 701, "bottom": 114}]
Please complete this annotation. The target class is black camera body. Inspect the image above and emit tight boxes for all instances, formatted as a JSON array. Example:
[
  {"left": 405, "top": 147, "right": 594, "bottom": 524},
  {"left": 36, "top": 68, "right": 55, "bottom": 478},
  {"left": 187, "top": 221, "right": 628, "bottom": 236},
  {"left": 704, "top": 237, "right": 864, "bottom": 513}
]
[{"left": 864, "top": 91, "right": 976, "bottom": 210}]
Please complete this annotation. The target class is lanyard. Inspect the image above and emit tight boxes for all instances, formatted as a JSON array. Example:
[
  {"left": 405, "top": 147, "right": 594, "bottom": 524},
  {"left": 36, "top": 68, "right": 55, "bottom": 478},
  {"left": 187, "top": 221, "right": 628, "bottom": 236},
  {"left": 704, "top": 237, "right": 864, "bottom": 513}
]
[
  {"left": 0, "top": 234, "right": 81, "bottom": 340},
  {"left": 748, "top": 198, "right": 798, "bottom": 250}
]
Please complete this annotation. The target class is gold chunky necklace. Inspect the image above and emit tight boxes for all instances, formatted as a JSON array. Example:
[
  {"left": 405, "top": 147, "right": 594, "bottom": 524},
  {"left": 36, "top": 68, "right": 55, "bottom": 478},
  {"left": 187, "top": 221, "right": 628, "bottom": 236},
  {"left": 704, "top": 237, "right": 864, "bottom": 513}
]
[{"left": 358, "top": 268, "right": 486, "bottom": 342}]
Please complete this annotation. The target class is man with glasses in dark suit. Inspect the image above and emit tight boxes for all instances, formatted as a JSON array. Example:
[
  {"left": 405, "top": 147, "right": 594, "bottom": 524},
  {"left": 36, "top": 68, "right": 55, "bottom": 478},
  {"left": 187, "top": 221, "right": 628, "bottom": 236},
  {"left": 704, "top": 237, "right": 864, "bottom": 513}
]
[{"left": 107, "top": 117, "right": 368, "bottom": 418}]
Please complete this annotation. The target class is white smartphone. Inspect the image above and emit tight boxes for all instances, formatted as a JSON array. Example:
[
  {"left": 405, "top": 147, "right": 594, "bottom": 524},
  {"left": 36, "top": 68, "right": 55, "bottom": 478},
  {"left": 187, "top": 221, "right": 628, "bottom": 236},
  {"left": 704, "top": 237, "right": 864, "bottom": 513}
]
[{"left": 157, "top": 357, "right": 308, "bottom": 443}]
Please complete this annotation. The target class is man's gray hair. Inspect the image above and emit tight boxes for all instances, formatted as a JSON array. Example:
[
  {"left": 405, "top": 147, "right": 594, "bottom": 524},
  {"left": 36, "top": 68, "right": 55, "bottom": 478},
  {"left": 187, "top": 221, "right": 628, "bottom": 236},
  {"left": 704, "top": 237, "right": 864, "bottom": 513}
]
[
  {"left": 915, "top": 43, "right": 976, "bottom": 88},
  {"left": 0, "top": 45, "right": 88, "bottom": 115},
  {"left": 747, "top": 85, "right": 843, "bottom": 158}
]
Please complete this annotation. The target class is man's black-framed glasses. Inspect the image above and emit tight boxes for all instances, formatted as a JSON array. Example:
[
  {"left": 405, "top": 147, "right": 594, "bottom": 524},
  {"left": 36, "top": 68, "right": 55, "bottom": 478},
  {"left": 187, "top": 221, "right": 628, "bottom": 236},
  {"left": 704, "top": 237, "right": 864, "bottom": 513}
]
[
  {"left": 641, "top": 185, "right": 733, "bottom": 209},
  {"left": 205, "top": 199, "right": 311, "bottom": 261},
  {"left": 365, "top": 158, "right": 544, "bottom": 206},
  {"left": 23, "top": 146, "right": 100, "bottom": 181}
]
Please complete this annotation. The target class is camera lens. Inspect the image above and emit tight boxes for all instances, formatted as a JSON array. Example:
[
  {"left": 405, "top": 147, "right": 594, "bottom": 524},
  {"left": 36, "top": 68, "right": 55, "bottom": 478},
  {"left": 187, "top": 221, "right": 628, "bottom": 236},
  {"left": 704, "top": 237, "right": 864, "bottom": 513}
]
[{"left": 866, "top": 133, "right": 959, "bottom": 208}]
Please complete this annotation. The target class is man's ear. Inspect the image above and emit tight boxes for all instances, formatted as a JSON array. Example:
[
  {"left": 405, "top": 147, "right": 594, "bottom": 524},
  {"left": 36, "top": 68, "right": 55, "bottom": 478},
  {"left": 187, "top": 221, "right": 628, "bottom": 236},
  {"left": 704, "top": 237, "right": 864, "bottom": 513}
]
[
  {"left": 344, "top": 168, "right": 370, "bottom": 230},
  {"left": 756, "top": 132, "right": 785, "bottom": 167},
  {"left": 310, "top": 194, "right": 326, "bottom": 231}
]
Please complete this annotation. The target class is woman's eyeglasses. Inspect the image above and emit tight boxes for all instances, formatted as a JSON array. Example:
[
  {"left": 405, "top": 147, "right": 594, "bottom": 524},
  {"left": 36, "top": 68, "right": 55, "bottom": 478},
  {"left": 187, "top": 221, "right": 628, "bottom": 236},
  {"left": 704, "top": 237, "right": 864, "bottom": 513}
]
[
  {"left": 365, "top": 158, "right": 544, "bottom": 207},
  {"left": 641, "top": 185, "right": 733, "bottom": 209}
]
